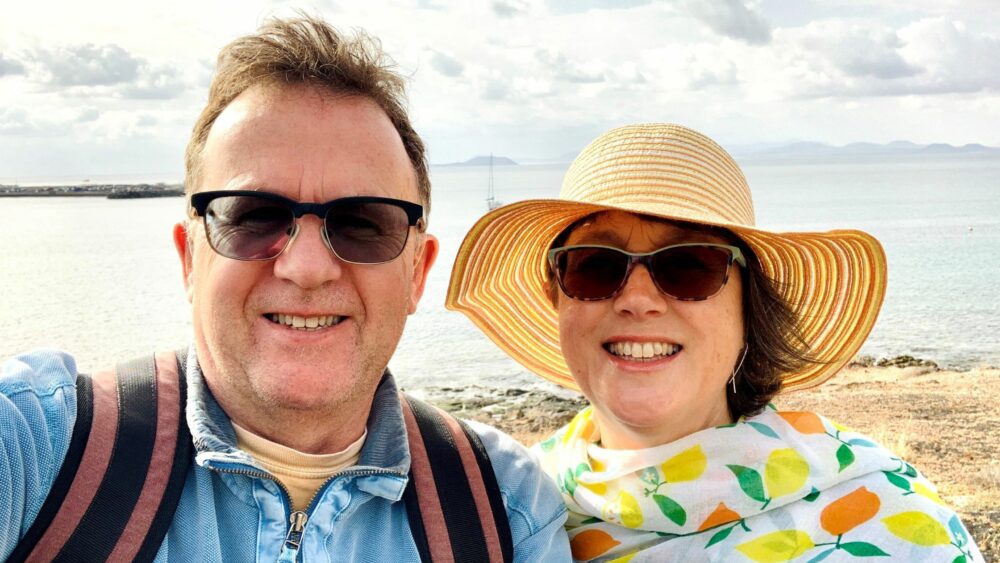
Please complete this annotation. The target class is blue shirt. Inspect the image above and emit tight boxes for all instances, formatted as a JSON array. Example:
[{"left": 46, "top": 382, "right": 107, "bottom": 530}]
[{"left": 0, "top": 349, "right": 571, "bottom": 562}]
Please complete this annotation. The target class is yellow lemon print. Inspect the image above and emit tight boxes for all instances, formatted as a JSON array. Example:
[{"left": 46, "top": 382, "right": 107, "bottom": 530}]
[
  {"left": 912, "top": 482, "right": 945, "bottom": 506},
  {"left": 602, "top": 491, "right": 644, "bottom": 529},
  {"left": 580, "top": 480, "right": 609, "bottom": 496},
  {"left": 882, "top": 511, "right": 951, "bottom": 546},
  {"left": 736, "top": 530, "right": 815, "bottom": 562},
  {"left": 659, "top": 445, "right": 707, "bottom": 483},
  {"left": 764, "top": 448, "right": 809, "bottom": 499}
]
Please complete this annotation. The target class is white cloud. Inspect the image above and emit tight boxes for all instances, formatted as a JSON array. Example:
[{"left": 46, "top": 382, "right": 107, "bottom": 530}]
[
  {"left": 1, "top": 0, "right": 998, "bottom": 177},
  {"left": 0, "top": 52, "right": 25, "bottom": 76},
  {"left": 682, "top": 0, "right": 772, "bottom": 45},
  {"left": 26, "top": 43, "right": 141, "bottom": 87},
  {"left": 122, "top": 64, "right": 188, "bottom": 100},
  {"left": 427, "top": 49, "right": 464, "bottom": 77},
  {"left": 898, "top": 17, "right": 1000, "bottom": 94}
]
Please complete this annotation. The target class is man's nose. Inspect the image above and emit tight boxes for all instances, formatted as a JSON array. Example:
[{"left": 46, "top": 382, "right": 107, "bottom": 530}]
[
  {"left": 271, "top": 215, "right": 344, "bottom": 288},
  {"left": 613, "top": 262, "right": 669, "bottom": 316}
]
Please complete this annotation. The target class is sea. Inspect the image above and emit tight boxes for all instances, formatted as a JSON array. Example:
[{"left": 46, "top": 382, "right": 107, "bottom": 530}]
[{"left": 2, "top": 155, "right": 998, "bottom": 392}]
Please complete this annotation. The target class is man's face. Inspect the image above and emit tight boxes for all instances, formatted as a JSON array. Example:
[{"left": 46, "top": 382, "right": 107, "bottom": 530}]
[{"left": 174, "top": 84, "right": 437, "bottom": 424}]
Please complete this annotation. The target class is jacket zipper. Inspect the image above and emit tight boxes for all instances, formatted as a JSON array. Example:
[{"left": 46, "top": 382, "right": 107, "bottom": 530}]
[
  {"left": 207, "top": 462, "right": 405, "bottom": 563},
  {"left": 277, "top": 511, "right": 308, "bottom": 563}
]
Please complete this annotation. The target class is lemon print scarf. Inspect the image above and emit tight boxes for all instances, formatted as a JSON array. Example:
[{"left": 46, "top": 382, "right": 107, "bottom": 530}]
[{"left": 533, "top": 407, "right": 983, "bottom": 562}]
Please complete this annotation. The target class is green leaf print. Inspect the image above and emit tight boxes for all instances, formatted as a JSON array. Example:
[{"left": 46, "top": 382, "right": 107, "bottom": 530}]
[
  {"left": 903, "top": 463, "right": 918, "bottom": 478},
  {"left": 803, "top": 487, "right": 821, "bottom": 502},
  {"left": 747, "top": 422, "right": 780, "bottom": 439},
  {"left": 883, "top": 471, "right": 912, "bottom": 492},
  {"left": 836, "top": 444, "right": 856, "bottom": 472},
  {"left": 839, "top": 541, "right": 891, "bottom": 557},
  {"left": 806, "top": 547, "right": 837, "bottom": 563},
  {"left": 652, "top": 494, "right": 687, "bottom": 526},
  {"left": 538, "top": 437, "right": 556, "bottom": 452},
  {"left": 726, "top": 464, "right": 767, "bottom": 503},
  {"left": 705, "top": 525, "right": 733, "bottom": 548},
  {"left": 847, "top": 438, "right": 877, "bottom": 447},
  {"left": 952, "top": 556, "right": 967, "bottom": 563},
  {"left": 563, "top": 468, "right": 578, "bottom": 495}
]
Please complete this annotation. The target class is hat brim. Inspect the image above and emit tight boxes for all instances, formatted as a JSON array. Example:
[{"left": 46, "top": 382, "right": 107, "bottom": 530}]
[{"left": 446, "top": 198, "right": 887, "bottom": 392}]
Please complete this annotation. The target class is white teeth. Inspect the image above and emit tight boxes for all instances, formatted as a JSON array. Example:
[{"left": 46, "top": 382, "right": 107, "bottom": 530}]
[
  {"left": 267, "top": 314, "right": 343, "bottom": 331},
  {"left": 607, "top": 341, "right": 680, "bottom": 361}
]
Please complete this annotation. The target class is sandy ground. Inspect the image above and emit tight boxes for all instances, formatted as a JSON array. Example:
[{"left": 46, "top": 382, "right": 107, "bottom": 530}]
[{"left": 454, "top": 365, "right": 999, "bottom": 560}]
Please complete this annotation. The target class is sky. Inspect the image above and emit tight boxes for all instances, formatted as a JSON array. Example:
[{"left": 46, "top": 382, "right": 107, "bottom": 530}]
[{"left": 1, "top": 0, "right": 998, "bottom": 183}]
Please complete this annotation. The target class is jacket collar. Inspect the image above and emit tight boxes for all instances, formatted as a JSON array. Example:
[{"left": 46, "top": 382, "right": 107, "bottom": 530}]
[{"left": 183, "top": 347, "right": 411, "bottom": 490}]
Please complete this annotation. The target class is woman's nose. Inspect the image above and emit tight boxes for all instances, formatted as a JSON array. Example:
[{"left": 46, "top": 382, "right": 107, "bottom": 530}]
[{"left": 613, "top": 263, "right": 669, "bottom": 316}]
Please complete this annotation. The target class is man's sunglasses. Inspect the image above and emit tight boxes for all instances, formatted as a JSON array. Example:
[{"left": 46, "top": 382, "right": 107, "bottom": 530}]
[
  {"left": 189, "top": 190, "right": 425, "bottom": 264},
  {"left": 547, "top": 243, "right": 746, "bottom": 301}
]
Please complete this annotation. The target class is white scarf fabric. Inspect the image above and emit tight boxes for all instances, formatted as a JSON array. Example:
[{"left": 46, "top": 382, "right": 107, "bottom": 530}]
[{"left": 532, "top": 407, "right": 983, "bottom": 562}]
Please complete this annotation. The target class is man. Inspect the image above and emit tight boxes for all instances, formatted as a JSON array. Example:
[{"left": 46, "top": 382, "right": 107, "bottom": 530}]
[{"left": 0, "top": 16, "right": 570, "bottom": 562}]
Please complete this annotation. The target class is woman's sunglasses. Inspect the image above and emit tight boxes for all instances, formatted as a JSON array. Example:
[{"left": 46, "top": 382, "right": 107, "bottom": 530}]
[
  {"left": 189, "top": 190, "right": 425, "bottom": 264},
  {"left": 547, "top": 243, "right": 746, "bottom": 301}
]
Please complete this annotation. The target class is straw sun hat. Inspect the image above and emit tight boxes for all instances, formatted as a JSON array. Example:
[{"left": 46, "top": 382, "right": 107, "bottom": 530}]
[{"left": 446, "top": 123, "right": 887, "bottom": 392}]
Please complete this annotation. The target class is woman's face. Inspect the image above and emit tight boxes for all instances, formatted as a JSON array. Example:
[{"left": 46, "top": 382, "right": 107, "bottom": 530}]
[{"left": 556, "top": 211, "right": 745, "bottom": 449}]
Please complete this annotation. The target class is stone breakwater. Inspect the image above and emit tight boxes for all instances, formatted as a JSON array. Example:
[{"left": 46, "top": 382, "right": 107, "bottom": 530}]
[{"left": 0, "top": 183, "right": 183, "bottom": 197}]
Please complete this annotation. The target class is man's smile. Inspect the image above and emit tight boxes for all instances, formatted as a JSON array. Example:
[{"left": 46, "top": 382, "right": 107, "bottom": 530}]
[{"left": 264, "top": 313, "right": 347, "bottom": 331}]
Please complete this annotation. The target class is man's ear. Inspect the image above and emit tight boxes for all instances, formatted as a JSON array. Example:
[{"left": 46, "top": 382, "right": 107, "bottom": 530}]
[
  {"left": 173, "top": 222, "right": 195, "bottom": 303},
  {"left": 408, "top": 233, "right": 439, "bottom": 314}
]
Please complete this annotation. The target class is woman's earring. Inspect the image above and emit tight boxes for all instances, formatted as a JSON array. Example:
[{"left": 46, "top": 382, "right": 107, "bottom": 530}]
[{"left": 729, "top": 344, "right": 749, "bottom": 394}]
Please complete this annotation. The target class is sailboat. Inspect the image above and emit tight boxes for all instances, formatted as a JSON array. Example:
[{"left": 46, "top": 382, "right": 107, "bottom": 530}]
[{"left": 486, "top": 153, "right": 503, "bottom": 210}]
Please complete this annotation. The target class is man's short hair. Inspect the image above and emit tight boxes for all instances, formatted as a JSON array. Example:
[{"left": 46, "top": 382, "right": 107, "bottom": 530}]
[{"left": 184, "top": 15, "right": 430, "bottom": 215}]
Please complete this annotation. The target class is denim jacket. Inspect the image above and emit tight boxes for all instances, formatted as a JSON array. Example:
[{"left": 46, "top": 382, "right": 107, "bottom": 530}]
[{"left": 0, "top": 349, "right": 571, "bottom": 562}]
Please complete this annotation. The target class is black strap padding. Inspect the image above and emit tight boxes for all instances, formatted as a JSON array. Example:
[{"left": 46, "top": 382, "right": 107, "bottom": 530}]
[
  {"left": 133, "top": 350, "right": 192, "bottom": 562},
  {"left": 406, "top": 396, "right": 491, "bottom": 563},
  {"left": 456, "top": 418, "right": 514, "bottom": 563},
  {"left": 402, "top": 465, "right": 433, "bottom": 563},
  {"left": 7, "top": 374, "right": 95, "bottom": 563},
  {"left": 53, "top": 356, "right": 160, "bottom": 562}
]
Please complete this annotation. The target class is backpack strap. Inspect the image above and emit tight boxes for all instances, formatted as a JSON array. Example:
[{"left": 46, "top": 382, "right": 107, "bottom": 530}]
[
  {"left": 10, "top": 350, "right": 192, "bottom": 563},
  {"left": 401, "top": 394, "right": 514, "bottom": 563}
]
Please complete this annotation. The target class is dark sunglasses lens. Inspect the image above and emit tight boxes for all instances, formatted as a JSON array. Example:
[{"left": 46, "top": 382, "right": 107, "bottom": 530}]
[
  {"left": 204, "top": 196, "right": 293, "bottom": 260},
  {"left": 325, "top": 201, "right": 412, "bottom": 263},
  {"left": 651, "top": 246, "right": 732, "bottom": 299},
  {"left": 558, "top": 247, "right": 631, "bottom": 299}
]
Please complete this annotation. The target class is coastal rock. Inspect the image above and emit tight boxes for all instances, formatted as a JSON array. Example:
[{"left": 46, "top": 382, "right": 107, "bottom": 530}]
[{"left": 409, "top": 384, "right": 588, "bottom": 439}]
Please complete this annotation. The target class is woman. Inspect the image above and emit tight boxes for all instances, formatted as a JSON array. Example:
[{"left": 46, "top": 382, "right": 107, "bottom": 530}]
[{"left": 446, "top": 124, "right": 983, "bottom": 562}]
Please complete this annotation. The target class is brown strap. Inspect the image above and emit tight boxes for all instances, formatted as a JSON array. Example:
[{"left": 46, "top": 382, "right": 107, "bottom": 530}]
[
  {"left": 26, "top": 368, "right": 120, "bottom": 562},
  {"left": 22, "top": 352, "right": 187, "bottom": 562},
  {"left": 437, "top": 413, "right": 505, "bottom": 563},
  {"left": 401, "top": 399, "right": 456, "bottom": 563},
  {"left": 107, "top": 351, "right": 183, "bottom": 561}
]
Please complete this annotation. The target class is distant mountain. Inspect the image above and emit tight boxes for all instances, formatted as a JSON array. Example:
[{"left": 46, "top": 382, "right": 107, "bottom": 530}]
[
  {"left": 740, "top": 140, "right": 1000, "bottom": 159},
  {"left": 442, "top": 155, "right": 519, "bottom": 166}
]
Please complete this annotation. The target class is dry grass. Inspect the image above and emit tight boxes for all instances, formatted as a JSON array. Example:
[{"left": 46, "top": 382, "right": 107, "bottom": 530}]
[{"left": 501, "top": 366, "right": 1000, "bottom": 561}]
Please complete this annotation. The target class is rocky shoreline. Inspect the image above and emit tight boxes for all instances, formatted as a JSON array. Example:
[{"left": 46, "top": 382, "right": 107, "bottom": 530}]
[{"left": 414, "top": 354, "right": 973, "bottom": 438}]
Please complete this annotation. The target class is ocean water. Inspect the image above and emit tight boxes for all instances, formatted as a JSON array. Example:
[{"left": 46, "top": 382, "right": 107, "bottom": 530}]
[{"left": 2, "top": 155, "right": 998, "bottom": 392}]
